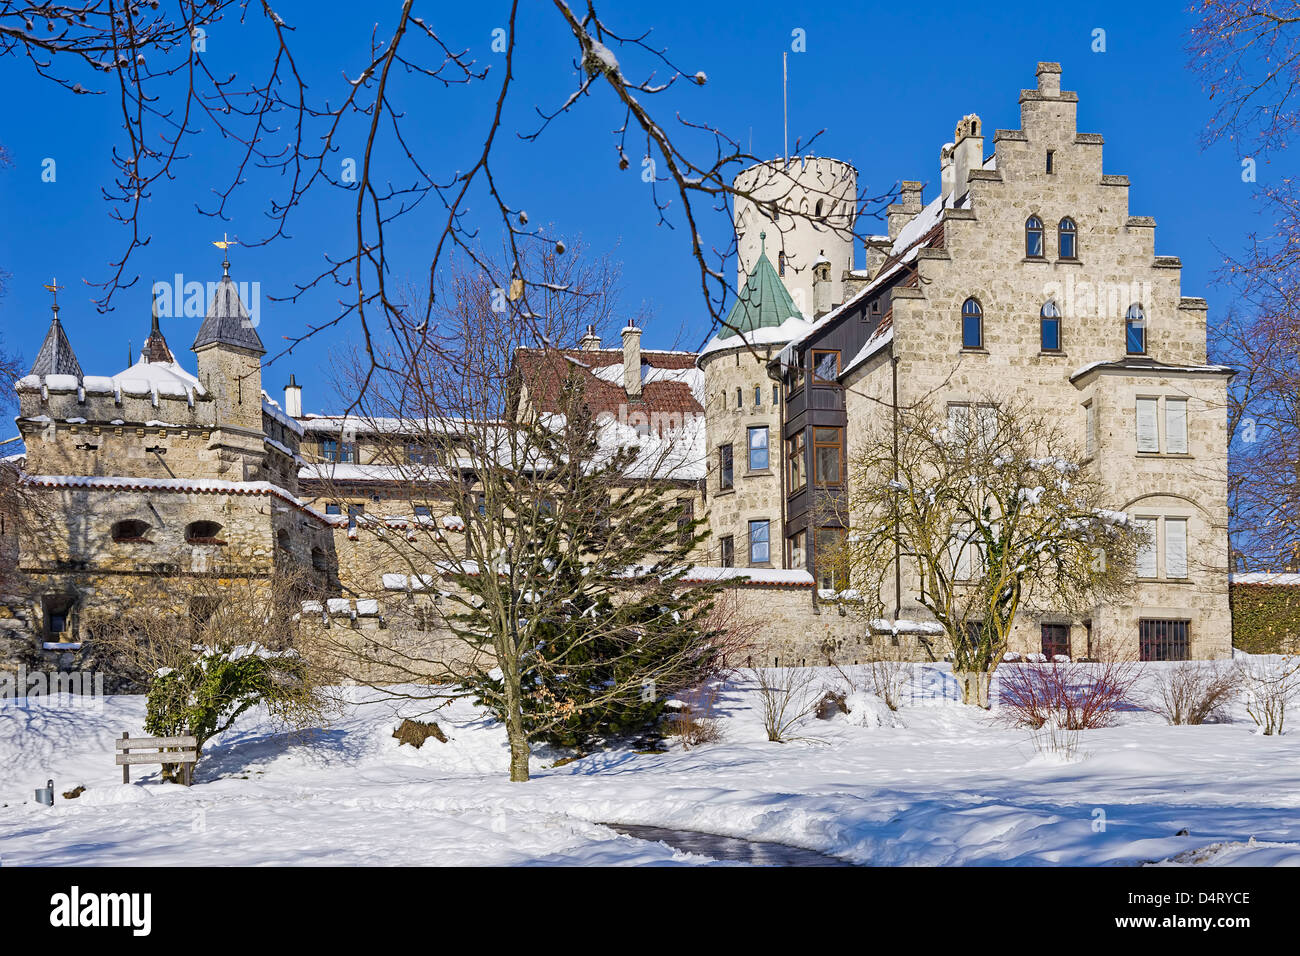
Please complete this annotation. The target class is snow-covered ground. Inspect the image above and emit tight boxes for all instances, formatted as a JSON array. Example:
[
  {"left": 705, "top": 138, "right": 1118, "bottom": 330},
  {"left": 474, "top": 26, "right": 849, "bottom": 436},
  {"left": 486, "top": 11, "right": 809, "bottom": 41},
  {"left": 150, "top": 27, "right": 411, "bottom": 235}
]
[{"left": 2, "top": 663, "right": 1298, "bottom": 866}]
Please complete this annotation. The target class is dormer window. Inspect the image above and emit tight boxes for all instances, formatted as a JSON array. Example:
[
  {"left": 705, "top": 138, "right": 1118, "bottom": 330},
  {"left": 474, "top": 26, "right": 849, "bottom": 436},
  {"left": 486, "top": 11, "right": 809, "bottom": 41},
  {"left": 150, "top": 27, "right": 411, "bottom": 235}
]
[
  {"left": 111, "top": 519, "right": 150, "bottom": 543},
  {"left": 185, "top": 520, "right": 225, "bottom": 544},
  {"left": 1025, "top": 216, "right": 1045, "bottom": 258}
]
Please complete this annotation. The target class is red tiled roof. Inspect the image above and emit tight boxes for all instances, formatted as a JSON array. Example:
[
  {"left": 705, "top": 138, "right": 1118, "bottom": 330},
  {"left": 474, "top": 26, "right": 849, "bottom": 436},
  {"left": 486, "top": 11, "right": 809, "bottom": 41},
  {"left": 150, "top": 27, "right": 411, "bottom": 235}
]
[{"left": 514, "top": 347, "right": 703, "bottom": 420}]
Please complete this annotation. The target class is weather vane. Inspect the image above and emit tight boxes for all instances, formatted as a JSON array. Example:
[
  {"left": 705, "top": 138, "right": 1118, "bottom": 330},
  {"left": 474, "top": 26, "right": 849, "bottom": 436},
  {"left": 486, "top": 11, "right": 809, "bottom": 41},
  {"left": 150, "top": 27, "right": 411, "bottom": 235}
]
[
  {"left": 212, "top": 233, "right": 239, "bottom": 275},
  {"left": 42, "top": 277, "right": 64, "bottom": 315}
]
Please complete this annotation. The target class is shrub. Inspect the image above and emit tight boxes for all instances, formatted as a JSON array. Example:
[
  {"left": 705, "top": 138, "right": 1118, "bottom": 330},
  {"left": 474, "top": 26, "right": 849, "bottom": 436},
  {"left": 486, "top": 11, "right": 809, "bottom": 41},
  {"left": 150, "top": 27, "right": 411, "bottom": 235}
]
[
  {"left": 750, "top": 667, "right": 822, "bottom": 742},
  {"left": 997, "top": 654, "right": 1142, "bottom": 731},
  {"left": 1237, "top": 655, "right": 1300, "bottom": 735},
  {"left": 837, "top": 651, "right": 911, "bottom": 712},
  {"left": 1148, "top": 662, "right": 1240, "bottom": 725}
]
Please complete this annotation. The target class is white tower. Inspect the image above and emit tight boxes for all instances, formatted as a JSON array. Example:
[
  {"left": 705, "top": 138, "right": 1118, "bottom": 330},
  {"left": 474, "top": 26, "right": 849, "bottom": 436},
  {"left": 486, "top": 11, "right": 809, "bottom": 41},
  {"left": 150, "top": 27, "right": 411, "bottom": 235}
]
[{"left": 732, "top": 156, "right": 858, "bottom": 318}]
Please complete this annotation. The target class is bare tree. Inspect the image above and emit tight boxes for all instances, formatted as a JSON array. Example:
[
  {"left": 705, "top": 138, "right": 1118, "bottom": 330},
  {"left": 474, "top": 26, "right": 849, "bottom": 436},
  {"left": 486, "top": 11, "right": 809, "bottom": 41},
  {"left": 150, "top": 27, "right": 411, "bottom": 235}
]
[
  {"left": 833, "top": 397, "right": 1141, "bottom": 706},
  {"left": 1237, "top": 653, "right": 1300, "bottom": 735},
  {"left": 308, "top": 252, "right": 742, "bottom": 780},
  {"left": 1149, "top": 661, "right": 1241, "bottom": 726},
  {"left": 1189, "top": 3, "right": 1300, "bottom": 570},
  {"left": 0, "top": 2, "right": 895, "bottom": 380},
  {"left": 749, "top": 666, "right": 822, "bottom": 743},
  {"left": 92, "top": 564, "right": 336, "bottom": 780}
]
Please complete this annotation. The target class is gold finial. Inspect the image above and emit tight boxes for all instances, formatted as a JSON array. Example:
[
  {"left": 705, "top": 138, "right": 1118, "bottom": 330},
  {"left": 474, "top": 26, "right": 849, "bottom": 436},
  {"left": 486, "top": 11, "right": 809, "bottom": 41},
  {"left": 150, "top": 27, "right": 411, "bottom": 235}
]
[
  {"left": 42, "top": 277, "right": 64, "bottom": 315},
  {"left": 212, "top": 232, "right": 239, "bottom": 276}
]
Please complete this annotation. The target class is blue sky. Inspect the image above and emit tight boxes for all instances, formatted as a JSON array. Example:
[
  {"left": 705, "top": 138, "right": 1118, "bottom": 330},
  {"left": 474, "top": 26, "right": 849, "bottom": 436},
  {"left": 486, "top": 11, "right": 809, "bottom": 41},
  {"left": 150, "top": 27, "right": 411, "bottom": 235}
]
[{"left": 0, "top": 1, "right": 1268, "bottom": 432}]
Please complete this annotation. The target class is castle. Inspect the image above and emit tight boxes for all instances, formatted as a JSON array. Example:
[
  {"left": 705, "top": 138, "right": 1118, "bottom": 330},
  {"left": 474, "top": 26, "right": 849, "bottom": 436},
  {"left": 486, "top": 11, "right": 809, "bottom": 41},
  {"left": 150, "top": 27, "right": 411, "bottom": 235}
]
[{"left": 1, "top": 63, "right": 1234, "bottom": 676}]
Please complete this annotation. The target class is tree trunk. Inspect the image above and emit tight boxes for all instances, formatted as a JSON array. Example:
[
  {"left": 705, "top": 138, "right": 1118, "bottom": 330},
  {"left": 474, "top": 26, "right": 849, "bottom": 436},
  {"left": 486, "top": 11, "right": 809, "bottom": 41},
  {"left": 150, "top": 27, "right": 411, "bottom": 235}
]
[
  {"left": 954, "top": 670, "right": 991, "bottom": 709},
  {"left": 502, "top": 672, "right": 531, "bottom": 782}
]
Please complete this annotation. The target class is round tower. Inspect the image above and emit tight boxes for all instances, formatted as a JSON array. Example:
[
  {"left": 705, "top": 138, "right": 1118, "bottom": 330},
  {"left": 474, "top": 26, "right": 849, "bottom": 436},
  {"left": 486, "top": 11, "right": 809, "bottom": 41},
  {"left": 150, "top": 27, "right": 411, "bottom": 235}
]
[{"left": 733, "top": 155, "right": 858, "bottom": 318}]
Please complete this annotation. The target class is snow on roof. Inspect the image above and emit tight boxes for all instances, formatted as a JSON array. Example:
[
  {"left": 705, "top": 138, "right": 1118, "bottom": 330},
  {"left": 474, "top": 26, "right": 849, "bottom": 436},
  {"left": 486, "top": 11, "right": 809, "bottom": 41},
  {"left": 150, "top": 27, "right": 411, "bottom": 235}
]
[
  {"left": 675, "top": 566, "right": 815, "bottom": 587},
  {"left": 111, "top": 359, "right": 205, "bottom": 398},
  {"left": 841, "top": 321, "right": 894, "bottom": 378},
  {"left": 298, "top": 415, "right": 475, "bottom": 435},
  {"left": 593, "top": 409, "right": 706, "bottom": 481},
  {"left": 1070, "top": 358, "right": 1235, "bottom": 382},
  {"left": 22, "top": 473, "right": 336, "bottom": 524},
  {"left": 298, "top": 462, "right": 455, "bottom": 483},
  {"left": 698, "top": 314, "right": 817, "bottom": 362},
  {"left": 1232, "top": 572, "right": 1300, "bottom": 586},
  {"left": 262, "top": 392, "right": 305, "bottom": 436},
  {"left": 588, "top": 362, "right": 707, "bottom": 407},
  {"left": 890, "top": 192, "right": 945, "bottom": 256}
]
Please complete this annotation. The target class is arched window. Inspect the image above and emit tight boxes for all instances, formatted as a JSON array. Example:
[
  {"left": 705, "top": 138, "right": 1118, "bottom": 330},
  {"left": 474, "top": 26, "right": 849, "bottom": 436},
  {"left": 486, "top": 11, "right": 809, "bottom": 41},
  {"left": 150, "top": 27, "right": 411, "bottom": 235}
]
[
  {"left": 185, "top": 520, "right": 224, "bottom": 544},
  {"left": 1126, "top": 304, "right": 1146, "bottom": 354},
  {"left": 1058, "top": 217, "right": 1077, "bottom": 259},
  {"left": 961, "top": 298, "right": 983, "bottom": 350},
  {"left": 111, "top": 519, "right": 150, "bottom": 542},
  {"left": 1040, "top": 301, "right": 1062, "bottom": 352},
  {"left": 814, "top": 199, "right": 824, "bottom": 219},
  {"left": 1025, "top": 216, "right": 1044, "bottom": 258}
]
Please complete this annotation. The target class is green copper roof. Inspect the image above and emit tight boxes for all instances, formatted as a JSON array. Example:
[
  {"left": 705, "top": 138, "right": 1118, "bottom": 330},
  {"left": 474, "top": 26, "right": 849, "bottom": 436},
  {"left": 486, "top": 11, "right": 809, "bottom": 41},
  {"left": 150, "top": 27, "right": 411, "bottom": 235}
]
[{"left": 718, "top": 233, "right": 802, "bottom": 340}]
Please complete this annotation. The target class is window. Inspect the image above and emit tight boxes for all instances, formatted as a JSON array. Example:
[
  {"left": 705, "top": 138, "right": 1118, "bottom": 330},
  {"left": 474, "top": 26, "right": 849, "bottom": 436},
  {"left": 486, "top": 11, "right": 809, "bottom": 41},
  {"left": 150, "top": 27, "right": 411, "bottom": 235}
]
[
  {"left": 1165, "top": 517, "right": 1188, "bottom": 579},
  {"left": 406, "top": 442, "right": 438, "bottom": 464},
  {"left": 789, "top": 364, "right": 805, "bottom": 394},
  {"left": 961, "top": 298, "right": 983, "bottom": 350},
  {"left": 772, "top": 384, "right": 780, "bottom": 406},
  {"left": 787, "top": 430, "right": 806, "bottom": 491},
  {"left": 718, "top": 444, "right": 734, "bottom": 490},
  {"left": 1040, "top": 300, "right": 1061, "bottom": 351},
  {"left": 719, "top": 535, "right": 735, "bottom": 568},
  {"left": 1126, "top": 304, "right": 1146, "bottom": 354},
  {"left": 1135, "top": 517, "right": 1158, "bottom": 577},
  {"left": 1045, "top": 150, "right": 1055, "bottom": 174},
  {"left": 322, "top": 438, "right": 357, "bottom": 463},
  {"left": 474, "top": 492, "right": 487, "bottom": 517},
  {"left": 815, "top": 199, "right": 824, "bottom": 218},
  {"left": 1139, "top": 619, "right": 1190, "bottom": 662},
  {"left": 185, "top": 520, "right": 224, "bottom": 544},
  {"left": 1084, "top": 401, "right": 1096, "bottom": 458},
  {"left": 811, "top": 350, "right": 840, "bottom": 382},
  {"left": 778, "top": 252, "right": 786, "bottom": 276},
  {"left": 43, "top": 595, "right": 75, "bottom": 641},
  {"left": 325, "top": 503, "right": 342, "bottom": 516},
  {"left": 815, "top": 528, "right": 846, "bottom": 590},
  {"left": 813, "top": 427, "right": 843, "bottom": 484},
  {"left": 787, "top": 530, "right": 806, "bottom": 568},
  {"left": 1136, "top": 397, "right": 1160, "bottom": 453},
  {"left": 1165, "top": 398, "right": 1188, "bottom": 454},
  {"left": 734, "top": 387, "right": 742, "bottom": 409},
  {"left": 948, "top": 403, "right": 996, "bottom": 443},
  {"left": 1041, "top": 624, "right": 1070, "bottom": 659},
  {"left": 676, "top": 497, "right": 695, "bottom": 548},
  {"left": 949, "top": 523, "right": 982, "bottom": 580},
  {"left": 347, "top": 503, "right": 364, "bottom": 530},
  {"left": 749, "top": 520, "right": 771, "bottom": 564},
  {"left": 1058, "top": 217, "right": 1077, "bottom": 259},
  {"left": 276, "top": 528, "right": 290, "bottom": 551},
  {"left": 311, "top": 546, "right": 327, "bottom": 572},
  {"left": 747, "top": 426, "right": 769, "bottom": 471},
  {"left": 1025, "top": 216, "right": 1044, "bottom": 258},
  {"left": 111, "top": 519, "right": 150, "bottom": 542},
  {"left": 413, "top": 505, "right": 431, "bottom": 518},
  {"left": 754, "top": 386, "right": 762, "bottom": 407}
]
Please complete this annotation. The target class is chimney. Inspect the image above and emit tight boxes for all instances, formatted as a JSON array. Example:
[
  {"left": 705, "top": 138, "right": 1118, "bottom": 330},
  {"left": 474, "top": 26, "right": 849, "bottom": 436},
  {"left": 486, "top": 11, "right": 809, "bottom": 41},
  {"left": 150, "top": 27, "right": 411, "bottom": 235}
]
[
  {"left": 621, "top": 321, "right": 642, "bottom": 399},
  {"left": 1036, "top": 61, "right": 1061, "bottom": 97},
  {"left": 939, "top": 141, "right": 956, "bottom": 204},
  {"left": 951, "top": 114, "right": 983, "bottom": 204},
  {"left": 579, "top": 324, "right": 602, "bottom": 350},
  {"left": 887, "top": 181, "right": 924, "bottom": 241},
  {"left": 284, "top": 373, "right": 302, "bottom": 418}
]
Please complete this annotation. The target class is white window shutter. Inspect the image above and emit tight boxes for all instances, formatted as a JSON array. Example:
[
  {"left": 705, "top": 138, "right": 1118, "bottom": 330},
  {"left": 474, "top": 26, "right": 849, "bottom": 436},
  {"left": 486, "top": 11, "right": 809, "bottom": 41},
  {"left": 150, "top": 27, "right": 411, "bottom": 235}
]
[
  {"left": 1136, "top": 517, "right": 1158, "bottom": 577},
  {"left": 1165, "top": 399, "right": 1188, "bottom": 454},
  {"left": 1136, "top": 398, "right": 1159, "bottom": 453},
  {"left": 1165, "top": 518, "right": 1187, "bottom": 578},
  {"left": 950, "top": 523, "right": 972, "bottom": 579},
  {"left": 948, "top": 404, "right": 971, "bottom": 439}
]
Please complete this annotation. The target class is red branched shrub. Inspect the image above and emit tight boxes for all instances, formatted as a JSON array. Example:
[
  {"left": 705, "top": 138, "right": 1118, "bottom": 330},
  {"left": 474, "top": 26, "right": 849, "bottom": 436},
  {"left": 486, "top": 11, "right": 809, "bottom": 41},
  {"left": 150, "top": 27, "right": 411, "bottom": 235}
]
[{"left": 996, "top": 657, "right": 1143, "bottom": 730}]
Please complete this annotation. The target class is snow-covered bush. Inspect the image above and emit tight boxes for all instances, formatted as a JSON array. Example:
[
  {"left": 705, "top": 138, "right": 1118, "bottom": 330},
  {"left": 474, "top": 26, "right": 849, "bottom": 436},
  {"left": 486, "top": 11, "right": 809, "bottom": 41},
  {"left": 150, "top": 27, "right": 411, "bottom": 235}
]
[
  {"left": 1237, "top": 655, "right": 1300, "bottom": 735},
  {"left": 842, "top": 691, "right": 901, "bottom": 728},
  {"left": 1149, "top": 662, "right": 1240, "bottom": 725}
]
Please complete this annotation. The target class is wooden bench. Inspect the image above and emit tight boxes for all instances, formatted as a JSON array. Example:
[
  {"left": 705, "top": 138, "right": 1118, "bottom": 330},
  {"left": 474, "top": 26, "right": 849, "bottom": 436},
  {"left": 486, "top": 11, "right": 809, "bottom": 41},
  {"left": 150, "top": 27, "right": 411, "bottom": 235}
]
[{"left": 115, "top": 732, "right": 198, "bottom": 786}]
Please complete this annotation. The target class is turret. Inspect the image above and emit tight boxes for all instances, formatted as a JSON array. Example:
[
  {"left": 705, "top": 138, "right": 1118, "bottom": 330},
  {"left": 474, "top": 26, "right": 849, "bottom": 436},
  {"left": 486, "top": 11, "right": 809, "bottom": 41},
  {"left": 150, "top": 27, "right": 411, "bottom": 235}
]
[{"left": 192, "top": 261, "right": 265, "bottom": 434}]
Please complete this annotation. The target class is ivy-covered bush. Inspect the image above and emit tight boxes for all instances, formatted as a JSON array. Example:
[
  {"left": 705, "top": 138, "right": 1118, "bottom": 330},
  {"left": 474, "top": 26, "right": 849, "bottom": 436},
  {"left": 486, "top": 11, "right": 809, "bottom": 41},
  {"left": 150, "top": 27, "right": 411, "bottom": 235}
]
[{"left": 1231, "top": 583, "right": 1300, "bottom": 654}]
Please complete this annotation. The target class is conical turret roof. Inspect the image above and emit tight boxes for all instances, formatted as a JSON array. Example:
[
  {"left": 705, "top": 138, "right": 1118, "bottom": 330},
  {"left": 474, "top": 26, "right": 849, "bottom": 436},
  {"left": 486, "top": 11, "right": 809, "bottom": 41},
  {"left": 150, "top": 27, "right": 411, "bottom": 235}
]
[
  {"left": 29, "top": 314, "right": 82, "bottom": 377},
  {"left": 192, "top": 271, "right": 265, "bottom": 355},
  {"left": 141, "top": 292, "right": 176, "bottom": 363},
  {"left": 717, "top": 236, "right": 802, "bottom": 340}
]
